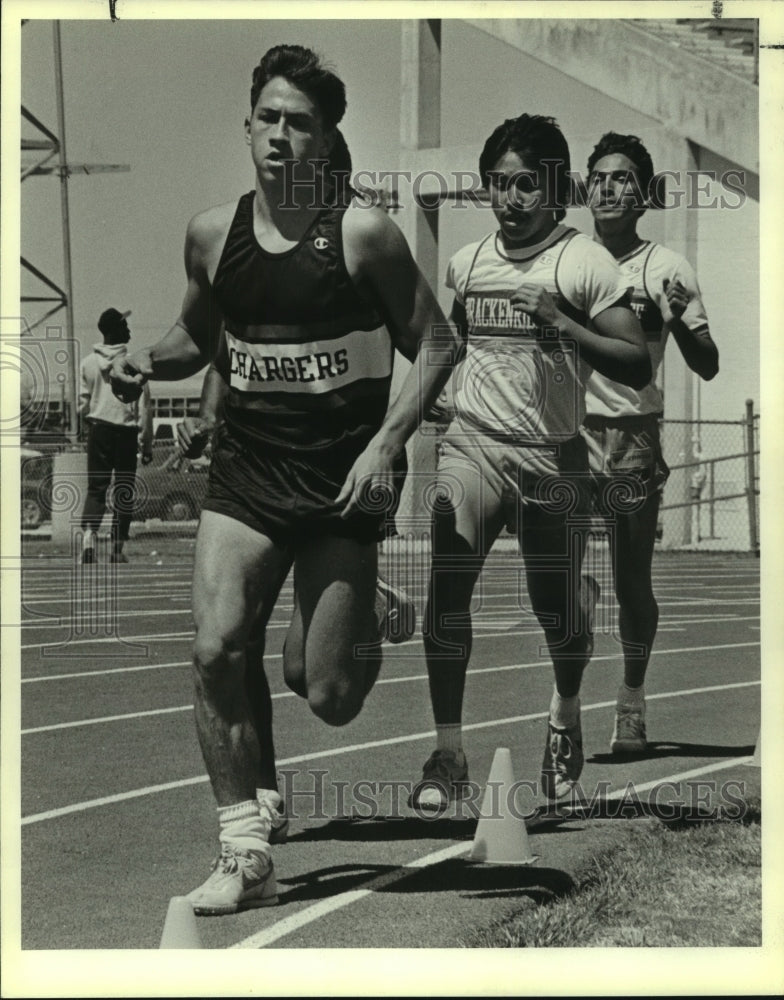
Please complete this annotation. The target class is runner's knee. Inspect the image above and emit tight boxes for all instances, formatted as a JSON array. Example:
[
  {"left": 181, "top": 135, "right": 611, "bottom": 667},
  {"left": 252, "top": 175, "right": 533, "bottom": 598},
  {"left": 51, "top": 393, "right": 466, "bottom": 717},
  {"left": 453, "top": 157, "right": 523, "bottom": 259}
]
[
  {"left": 307, "top": 677, "right": 362, "bottom": 727},
  {"left": 193, "top": 626, "right": 243, "bottom": 684},
  {"left": 614, "top": 573, "right": 657, "bottom": 618}
]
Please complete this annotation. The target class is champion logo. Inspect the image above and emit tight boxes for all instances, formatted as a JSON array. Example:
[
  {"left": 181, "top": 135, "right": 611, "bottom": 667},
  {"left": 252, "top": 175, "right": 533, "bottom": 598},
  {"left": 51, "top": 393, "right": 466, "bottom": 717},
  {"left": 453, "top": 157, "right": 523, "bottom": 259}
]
[{"left": 314, "top": 237, "right": 330, "bottom": 251}]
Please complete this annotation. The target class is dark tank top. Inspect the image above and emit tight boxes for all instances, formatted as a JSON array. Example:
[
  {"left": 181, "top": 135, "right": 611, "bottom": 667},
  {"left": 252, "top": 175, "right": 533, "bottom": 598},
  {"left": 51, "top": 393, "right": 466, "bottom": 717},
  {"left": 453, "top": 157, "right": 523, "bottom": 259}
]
[{"left": 212, "top": 190, "right": 392, "bottom": 456}]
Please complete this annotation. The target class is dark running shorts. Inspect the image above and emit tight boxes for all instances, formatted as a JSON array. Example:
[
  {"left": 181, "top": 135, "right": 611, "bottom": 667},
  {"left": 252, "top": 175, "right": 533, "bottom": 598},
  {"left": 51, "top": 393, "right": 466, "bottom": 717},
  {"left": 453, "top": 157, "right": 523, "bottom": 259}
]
[
  {"left": 581, "top": 412, "right": 670, "bottom": 517},
  {"left": 201, "top": 425, "right": 407, "bottom": 546}
]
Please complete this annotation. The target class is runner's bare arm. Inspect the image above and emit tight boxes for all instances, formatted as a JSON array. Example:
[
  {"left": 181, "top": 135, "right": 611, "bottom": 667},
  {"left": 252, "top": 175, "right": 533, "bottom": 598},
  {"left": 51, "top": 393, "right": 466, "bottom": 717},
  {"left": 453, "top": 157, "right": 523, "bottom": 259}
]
[
  {"left": 663, "top": 278, "right": 719, "bottom": 381},
  {"left": 338, "top": 206, "right": 462, "bottom": 515},
  {"left": 110, "top": 214, "right": 225, "bottom": 401},
  {"left": 510, "top": 285, "right": 651, "bottom": 389},
  {"left": 178, "top": 364, "right": 228, "bottom": 458}
]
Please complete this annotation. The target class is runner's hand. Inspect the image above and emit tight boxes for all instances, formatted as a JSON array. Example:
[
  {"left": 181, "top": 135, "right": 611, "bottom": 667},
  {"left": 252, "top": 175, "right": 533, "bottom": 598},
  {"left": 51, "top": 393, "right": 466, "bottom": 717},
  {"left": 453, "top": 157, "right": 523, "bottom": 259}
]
[
  {"left": 510, "top": 283, "right": 563, "bottom": 331},
  {"left": 110, "top": 350, "right": 153, "bottom": 403},
  {"left": 177, "top": 416, "right": 214, "bottom": 459},
  {"left": 336, "top": 436, "right": 401, "bottom": 520},
  {"left": 663, "top": 277, "right": 690, "bottom": 320}
]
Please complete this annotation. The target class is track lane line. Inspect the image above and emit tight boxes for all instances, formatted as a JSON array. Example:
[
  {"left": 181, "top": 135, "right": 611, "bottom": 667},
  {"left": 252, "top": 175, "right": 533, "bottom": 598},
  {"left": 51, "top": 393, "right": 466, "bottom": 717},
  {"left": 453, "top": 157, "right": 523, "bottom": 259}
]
[
  {"left": 230, "top": 753, "right": 756, "bottom": 950},
  {"left": 22, "top": 623, "right": 760, "bottom": 684},
  {"left": 20, "top": 677, "right": 760, "bottom": 825},
  {"left": 20, "top": 642, "right": 761, "bottom": 732}
]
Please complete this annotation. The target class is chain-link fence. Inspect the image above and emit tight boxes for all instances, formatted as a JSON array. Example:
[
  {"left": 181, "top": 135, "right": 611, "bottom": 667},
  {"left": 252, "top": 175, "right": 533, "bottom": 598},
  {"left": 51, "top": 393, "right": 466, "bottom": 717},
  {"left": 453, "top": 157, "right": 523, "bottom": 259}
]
[
  {"left": 659, "top": 401, "right": 759, "bottom": 553},
  {"left": 22, "top": 404, "right": 760, "bottom": 555},
  {"left": 398, "top": 403, "right": 761, "bottom": 555}
]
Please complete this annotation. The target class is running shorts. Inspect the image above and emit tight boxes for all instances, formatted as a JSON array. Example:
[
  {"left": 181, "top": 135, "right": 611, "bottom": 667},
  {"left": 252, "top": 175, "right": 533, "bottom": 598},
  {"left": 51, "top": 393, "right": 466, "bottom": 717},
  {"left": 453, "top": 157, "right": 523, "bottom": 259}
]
[
  {"left": 202, "top": 424, "right": 406, "bottom": 546},
  {"left": 435, "top": 427, "right": 592, "bottom": 535},
  {"left": 581, "top": 412, "right": 669, "bottom": 517}
]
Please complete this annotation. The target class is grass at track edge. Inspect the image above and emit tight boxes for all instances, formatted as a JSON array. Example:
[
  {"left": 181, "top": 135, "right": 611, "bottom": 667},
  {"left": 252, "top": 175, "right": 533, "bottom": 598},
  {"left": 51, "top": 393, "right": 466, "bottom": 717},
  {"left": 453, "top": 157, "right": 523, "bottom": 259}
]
[{"left": 462, "top": 803, "right": 761, "bottom": 948}]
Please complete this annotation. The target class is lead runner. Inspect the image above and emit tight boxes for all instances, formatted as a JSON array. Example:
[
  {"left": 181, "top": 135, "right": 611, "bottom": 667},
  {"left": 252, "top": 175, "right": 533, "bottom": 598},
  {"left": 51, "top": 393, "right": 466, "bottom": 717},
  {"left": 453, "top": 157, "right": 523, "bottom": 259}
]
[{"left": 110, "top": 44, "right": 459, "bottom": 914}]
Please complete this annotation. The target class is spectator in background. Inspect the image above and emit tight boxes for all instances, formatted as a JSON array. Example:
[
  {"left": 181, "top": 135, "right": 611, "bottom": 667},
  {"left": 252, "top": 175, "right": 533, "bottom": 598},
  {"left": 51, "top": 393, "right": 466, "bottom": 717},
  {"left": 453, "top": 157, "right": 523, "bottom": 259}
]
[{"left": 78, "top": 308, "right": 153, "bottom": 564}]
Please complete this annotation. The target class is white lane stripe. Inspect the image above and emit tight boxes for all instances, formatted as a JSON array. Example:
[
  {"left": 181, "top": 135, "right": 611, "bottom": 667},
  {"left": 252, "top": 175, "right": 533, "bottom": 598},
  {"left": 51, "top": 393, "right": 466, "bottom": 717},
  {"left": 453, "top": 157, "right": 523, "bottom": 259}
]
[
  {"left": 20, "top": 677, "right": 759, "bottom": 825},
  {"left": 23, "top": 705, "right": 195, "bottom": 734},
  {"left": 604, "top": 756, "right": 755, "bottom": 799},
  {"left": 20, "top": 622, "right": 288, "bottom": 650},
  {"left": 20, "top": 591, "right": 762, "bottom": 654},
  {"left": 20, "top": 642, "right": 760, "bottom": 732},
  {"left": 18, "top": 608, "right": 760, "bottom": 637},
  {"left": 231, "top": 841, "right": 473, "bottom": 950},
  {"left": 23, "top": 659, "right": 194, "bottom": 683},
  {"left": 21, "top": 661, "right": 546, "bottom": 732},
  {"left": 21, "top": 638, "right": 760, "bottom": 687},
  {"left": 20, "top": 632, "right": 194, "bottom": 650},
  {"left": 20, "top": 595, "right": 294, "bottom": 609},
  {"left": 18, "top": 608, "right": 196, "bottom": 629},
  {"left": 231, "top": 753, "right": 756, "bottom": 950}
]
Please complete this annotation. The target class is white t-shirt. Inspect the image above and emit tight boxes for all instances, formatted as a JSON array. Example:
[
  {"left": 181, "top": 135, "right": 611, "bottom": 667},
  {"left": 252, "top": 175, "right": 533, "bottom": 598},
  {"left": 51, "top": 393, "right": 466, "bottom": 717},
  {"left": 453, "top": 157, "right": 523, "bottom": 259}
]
[
  {"left": 80, "top": 343, "right": 150, "bottom": 430},
  {"left": 445, "top": 225, "right": 628, "bottom": 445},
  {"left": 585, "top": 241, "right": 709, "bottom": 418}
]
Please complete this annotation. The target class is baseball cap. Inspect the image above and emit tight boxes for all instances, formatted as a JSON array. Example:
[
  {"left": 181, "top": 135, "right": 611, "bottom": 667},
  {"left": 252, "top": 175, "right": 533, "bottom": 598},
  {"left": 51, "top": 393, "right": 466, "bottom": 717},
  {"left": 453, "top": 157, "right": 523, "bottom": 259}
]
[{"left": 98, "top": 308, "right": 131, "bottom": 336}]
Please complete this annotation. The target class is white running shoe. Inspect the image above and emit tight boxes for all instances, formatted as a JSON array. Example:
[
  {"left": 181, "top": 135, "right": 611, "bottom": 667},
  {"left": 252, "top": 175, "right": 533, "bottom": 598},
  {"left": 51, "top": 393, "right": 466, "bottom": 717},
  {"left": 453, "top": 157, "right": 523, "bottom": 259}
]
[
  {"left": 541, "top": 715, "right": 584, "bottom": 801},
  {"left": 408, "top": 749, "right": 470, "bottom": 810},
  {"left": 610, "top": 706, "right": 647, "bottom": 753},
  {"left": 187, "top": 844, "right": 277, "bottom": 915},
  {"left": 375, "top": 576, "right": 416, "bottom": 644}
]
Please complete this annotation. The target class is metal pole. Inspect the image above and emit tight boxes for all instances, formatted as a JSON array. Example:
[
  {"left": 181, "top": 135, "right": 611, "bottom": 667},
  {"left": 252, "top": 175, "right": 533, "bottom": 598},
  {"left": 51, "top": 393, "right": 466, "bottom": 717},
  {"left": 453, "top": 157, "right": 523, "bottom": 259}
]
[
  {"left": 744, "top": 399, "right": 758, "bottom": 554},
  {"left": 53, "top": 21, "right": 79, "bottom": 443},
  {"left": 709, "top": 458, "right": 715, "bottom": 539}
]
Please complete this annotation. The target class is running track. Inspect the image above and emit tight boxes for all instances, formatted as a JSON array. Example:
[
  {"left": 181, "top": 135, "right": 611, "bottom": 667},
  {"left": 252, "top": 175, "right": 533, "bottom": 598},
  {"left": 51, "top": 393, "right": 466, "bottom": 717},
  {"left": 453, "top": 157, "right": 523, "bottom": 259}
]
[{"left": 11, "top": 545, "right": 760, "bottom": 951}]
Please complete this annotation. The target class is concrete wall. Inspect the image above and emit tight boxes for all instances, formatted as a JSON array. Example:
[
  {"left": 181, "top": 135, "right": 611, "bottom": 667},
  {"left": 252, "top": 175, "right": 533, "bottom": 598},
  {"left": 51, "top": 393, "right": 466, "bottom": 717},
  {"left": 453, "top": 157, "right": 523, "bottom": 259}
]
[{"left": 392, "top": 19, "right": 759, "bottom": 547}]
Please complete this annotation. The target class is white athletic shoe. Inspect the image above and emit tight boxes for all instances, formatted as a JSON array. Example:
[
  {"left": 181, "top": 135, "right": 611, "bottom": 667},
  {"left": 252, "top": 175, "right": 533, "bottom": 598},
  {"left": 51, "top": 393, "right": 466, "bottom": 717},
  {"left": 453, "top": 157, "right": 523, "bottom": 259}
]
[
  {"left": 610, "top": 705, "right": 647, "bottom": 753},
  {"left": 186, "top": 844, "right": 277, "bottom": 915},
  {"left": 374, "top": 576, "right": 416, "bottom": 644},
  {"left": 258, "top": 790, "right": 289, "bottom": 845},
  {"left": 408, "top": 749, "right": 470, "bottom": 811},
  {"left": 541, "top": 715, "right": 584, "bottom": 801}
]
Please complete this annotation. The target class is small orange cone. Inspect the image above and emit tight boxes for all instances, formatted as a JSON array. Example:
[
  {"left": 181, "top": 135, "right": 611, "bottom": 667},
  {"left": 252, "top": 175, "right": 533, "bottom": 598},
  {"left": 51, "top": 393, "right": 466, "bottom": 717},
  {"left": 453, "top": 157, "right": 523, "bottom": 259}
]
[
  {"left": 469, "top": 747, "right": 537, "bottom": 865},
  {"left": 160, "top": 896, "right": 202, "bottom": 949}
]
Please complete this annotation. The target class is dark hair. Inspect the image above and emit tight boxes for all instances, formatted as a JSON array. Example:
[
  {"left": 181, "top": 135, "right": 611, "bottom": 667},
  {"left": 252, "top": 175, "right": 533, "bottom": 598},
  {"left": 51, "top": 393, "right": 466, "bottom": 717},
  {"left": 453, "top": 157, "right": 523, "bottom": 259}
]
[
  {"left": 587, "top": 132, "right": 655, "bottom": 195},
  {"left": 478, "top": 114, "right": 571, "bottom": 221},
  {"left": 250, "top": 44, "right": 346, "bottom": 128},
  {"left": 250, "top": 45, "right": 352, "bottom": 197}
]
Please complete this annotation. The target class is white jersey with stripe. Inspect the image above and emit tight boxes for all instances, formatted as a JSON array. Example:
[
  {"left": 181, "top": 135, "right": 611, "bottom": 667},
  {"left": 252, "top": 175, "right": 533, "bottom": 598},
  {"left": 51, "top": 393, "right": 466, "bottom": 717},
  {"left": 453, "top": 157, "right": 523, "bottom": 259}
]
[
  {"left": 585, "top": 241, "right": 709, "bottom": 418},
  {"left": 445, "top": 226, "right": 629, "bottom": 446}
]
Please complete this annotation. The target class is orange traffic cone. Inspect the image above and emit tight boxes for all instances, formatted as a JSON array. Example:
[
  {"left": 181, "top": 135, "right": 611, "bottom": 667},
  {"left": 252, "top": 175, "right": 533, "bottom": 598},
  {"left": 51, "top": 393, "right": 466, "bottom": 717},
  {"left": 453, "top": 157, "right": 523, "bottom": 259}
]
[
  {"left": 469, "top": 747, "right": 537, "bottom": 865},
  {"left": 160, "top": 896, "right": 202, "bottom": 949}
]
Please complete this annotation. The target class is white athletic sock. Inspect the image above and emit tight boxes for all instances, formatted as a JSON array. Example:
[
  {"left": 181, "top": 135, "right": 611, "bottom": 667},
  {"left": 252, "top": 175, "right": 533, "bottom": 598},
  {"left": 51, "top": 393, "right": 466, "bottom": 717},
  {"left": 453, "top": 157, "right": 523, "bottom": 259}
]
[
  {"left": 550, "top": 689, "right": 580, "bottom": 729},
  {"left": 82, "top": 529, "right": 95, "bottom": 551},
  {"left": 256, "top": 788, "right": 282, "bottom": 809},
  {"left": 256, "top": 788, "right": 284, "bottom": 841},
  {"left": 217, "top": 800, "right": 269, "bottom": 854},
  {"left": 436, "top": 724, "right": 463, "bottom": 755},
  {"left": 617, "top": 682, "right": 645, "bottom": 710}
]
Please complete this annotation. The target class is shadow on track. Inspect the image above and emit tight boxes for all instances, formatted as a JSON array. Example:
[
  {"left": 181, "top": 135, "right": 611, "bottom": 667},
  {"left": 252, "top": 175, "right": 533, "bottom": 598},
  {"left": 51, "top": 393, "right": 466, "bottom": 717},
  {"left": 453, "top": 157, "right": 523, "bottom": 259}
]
[
  {"left": 587, "top": 740, "right": 755, "bottom": 764},
  {"left": 276, "top": 859, "right": 575, "bottom": 905}
]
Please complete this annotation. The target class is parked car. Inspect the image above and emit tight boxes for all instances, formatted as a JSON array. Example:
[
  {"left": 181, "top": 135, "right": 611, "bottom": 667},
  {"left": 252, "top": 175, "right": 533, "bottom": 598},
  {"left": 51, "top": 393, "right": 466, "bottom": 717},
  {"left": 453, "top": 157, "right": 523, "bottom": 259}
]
[
  {"left": 21, "top": 447, "right": 54, "bottom": 529},
  {"left": 127, "top": 446, "right": 210, "bottom": 522}
]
